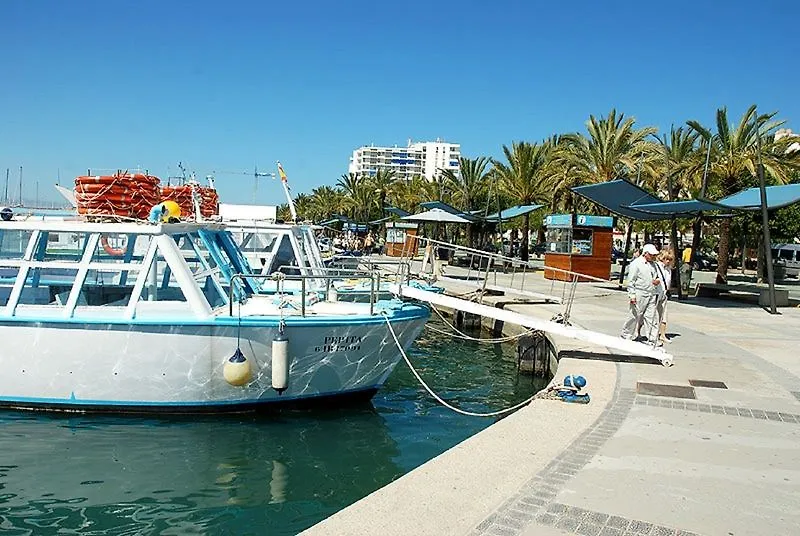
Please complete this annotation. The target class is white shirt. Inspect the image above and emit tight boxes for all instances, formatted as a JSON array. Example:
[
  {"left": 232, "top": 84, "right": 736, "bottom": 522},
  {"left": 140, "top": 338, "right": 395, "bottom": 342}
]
[{"left": 626, "top": 255, "right": 660, "bottom": 298}]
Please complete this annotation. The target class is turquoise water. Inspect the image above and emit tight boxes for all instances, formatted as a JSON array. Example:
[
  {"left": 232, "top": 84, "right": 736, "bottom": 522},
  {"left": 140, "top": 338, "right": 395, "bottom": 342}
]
[{"left": 0, "top": 321, "right": 549, "bottom": 535}]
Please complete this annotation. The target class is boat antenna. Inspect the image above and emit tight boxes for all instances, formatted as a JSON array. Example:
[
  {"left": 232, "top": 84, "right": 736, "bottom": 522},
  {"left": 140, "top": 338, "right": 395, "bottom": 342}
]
[
  {"left": 4, "top": 168, "right": 8, "bottom": 205},
  {"left": 252, "top": 165, "right": 274, "bottom": 204},
  {"left": 276, "top": 161, "right": 297, "bottom": 222}
]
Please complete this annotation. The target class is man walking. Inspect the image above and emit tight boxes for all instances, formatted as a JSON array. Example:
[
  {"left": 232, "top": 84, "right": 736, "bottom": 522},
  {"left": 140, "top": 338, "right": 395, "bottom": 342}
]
[{"left": 621, "top": 243, "right": 662, "bottom": 344}]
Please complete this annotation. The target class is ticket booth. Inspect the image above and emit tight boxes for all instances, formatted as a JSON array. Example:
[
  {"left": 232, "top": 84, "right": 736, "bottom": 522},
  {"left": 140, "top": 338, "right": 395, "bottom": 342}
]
[
  {"left": 543, "top": 214, "right": 614, "bottom": 281},
  {"left": 385, "top": 221, "right": 419, "bottom": 257}
]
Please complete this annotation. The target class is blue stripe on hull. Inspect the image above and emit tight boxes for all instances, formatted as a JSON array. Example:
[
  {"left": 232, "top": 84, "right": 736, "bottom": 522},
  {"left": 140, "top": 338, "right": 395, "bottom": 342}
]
[{"left": 0, "top": 386, "right": 382, "bottom": 414}]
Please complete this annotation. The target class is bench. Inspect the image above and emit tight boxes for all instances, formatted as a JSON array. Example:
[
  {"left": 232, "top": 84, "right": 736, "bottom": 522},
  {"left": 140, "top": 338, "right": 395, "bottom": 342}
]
[{"left": 694, "top": 283, "right": 790, "bottom": 307}]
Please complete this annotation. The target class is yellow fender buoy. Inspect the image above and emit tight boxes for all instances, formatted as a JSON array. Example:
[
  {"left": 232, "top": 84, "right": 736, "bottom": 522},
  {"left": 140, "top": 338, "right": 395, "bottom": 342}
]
[{"left": 224, "top": 348, "right": 252, "bottom": 386}]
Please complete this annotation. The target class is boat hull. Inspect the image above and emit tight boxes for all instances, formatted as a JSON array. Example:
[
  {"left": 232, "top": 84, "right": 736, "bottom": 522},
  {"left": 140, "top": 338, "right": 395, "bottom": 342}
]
[{"left": 0, "top": 312, "right": 427, "bottom": 413}]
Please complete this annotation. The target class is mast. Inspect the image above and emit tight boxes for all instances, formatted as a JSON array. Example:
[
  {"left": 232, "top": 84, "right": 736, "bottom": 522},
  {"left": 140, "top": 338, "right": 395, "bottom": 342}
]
[
  {"left": 3, "top": 168, "right": 8, "bottom": 205},
  {"left": 18, "top": 166, "right": 23, "bottom": 206},
  {"left": 276, "top": 161, "right": 297, "bottom": 222}
]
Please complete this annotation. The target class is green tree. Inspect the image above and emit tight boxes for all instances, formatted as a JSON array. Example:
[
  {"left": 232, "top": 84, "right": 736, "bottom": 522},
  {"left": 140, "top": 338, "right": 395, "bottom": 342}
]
[
  {"left": 560, "top": 109, "right": 658, "bottom": 185},
  {"left": 492, "top": 141, "right": 554, "bottom": 260},
  {"left": 688, "top": 105, "right": 800, "bottom": 283},
  {"left": 369, "top": 168, "right": 397, "bottom": 225}
]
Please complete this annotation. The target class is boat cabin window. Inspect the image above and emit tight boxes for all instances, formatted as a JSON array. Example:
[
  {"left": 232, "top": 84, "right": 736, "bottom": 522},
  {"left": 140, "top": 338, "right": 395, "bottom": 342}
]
[
  {"left": 91, "top": 233, "right": 149, "bottom": 264},
  {"left": 175, "top": 232, "right": 228, "bottom": 308},
  {"left": 268, "top": 234, "right": 300, "bottom": 275},
  {"left": 0, "top": 230, "right": 33, "bottom": 259}
]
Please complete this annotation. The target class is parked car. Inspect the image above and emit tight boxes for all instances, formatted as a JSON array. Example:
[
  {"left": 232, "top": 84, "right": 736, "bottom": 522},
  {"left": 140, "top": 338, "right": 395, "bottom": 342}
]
[
  {"left": 772, "top": 244, "right": 800, "bottom": 278},
  {"left": 611, "top": 247, "right": 625, "bottom": 264},
  {"left": 691, "top": 252, "right": 718, "bottom": 271},
  {"left": 531, "top": 243, "right": 547, "bottom": 258}
]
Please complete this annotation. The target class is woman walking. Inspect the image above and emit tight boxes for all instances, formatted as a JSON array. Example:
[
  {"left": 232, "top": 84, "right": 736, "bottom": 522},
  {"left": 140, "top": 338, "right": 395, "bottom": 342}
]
[{"left": 655, "top": 248, "right": 675, "bottom": 346}]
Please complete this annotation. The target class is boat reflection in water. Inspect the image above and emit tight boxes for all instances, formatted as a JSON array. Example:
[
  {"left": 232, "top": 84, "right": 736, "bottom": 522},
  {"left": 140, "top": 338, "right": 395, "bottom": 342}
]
[{"left": 0, "top": 407, "right": 401, "bottom": 535}]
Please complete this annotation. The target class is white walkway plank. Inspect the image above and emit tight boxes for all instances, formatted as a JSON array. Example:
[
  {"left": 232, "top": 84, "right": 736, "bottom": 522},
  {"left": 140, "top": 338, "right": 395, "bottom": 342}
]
[{"left": 389, "top": 283, "right": 673, "bottom": 366}]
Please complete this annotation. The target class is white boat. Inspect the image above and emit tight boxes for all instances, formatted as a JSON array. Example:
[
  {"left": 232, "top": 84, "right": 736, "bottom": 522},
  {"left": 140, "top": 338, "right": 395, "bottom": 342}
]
[{"left": 0, "top": 218, "right": 429, "bottom": 412}]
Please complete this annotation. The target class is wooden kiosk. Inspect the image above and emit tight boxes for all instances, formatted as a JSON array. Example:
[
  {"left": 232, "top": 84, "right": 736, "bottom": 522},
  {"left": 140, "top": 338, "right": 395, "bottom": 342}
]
[
  {"left": 385, "top": 221, "right": 419, "bottom": 257},
  {"left": 543, "top": 214, "right": 614, "bottom": 281}
]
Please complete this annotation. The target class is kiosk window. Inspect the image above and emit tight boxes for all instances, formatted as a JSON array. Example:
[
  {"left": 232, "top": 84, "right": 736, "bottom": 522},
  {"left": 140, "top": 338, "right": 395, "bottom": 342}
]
[
  {"left": 571, "top": 229, "right": 593, "bottom": 255},
  {"left": 547, "top": 228, "right": 571, "bottom": 254}
]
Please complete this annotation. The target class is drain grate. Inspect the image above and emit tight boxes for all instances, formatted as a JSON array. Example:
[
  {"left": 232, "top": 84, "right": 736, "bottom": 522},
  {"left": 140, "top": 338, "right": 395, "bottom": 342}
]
[
  {"left": 636, "top": 382, "right": 696, "bottom": 399},
  {"left": 689, "top": 379, "right": 728, "bottom": 389}
]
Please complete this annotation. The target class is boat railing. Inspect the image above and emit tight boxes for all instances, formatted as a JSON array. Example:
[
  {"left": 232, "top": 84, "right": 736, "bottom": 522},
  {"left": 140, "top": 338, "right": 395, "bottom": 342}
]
[
  {"left": 229, "top": 270, "right": 382, "bottom": 317},
  {"left": 360, "top": 259, "right": 413, "bottom": 285},
  {"left": 411, "top": 236, "right": 619, "bottom": 325}
]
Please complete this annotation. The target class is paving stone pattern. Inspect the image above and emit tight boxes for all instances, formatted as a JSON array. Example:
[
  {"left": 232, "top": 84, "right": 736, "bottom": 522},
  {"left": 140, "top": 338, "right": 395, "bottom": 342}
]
[
  {"left": 470, "top": 370, "right": 697, "bottom": 536},
  {"left": 633, "top": 395, "right": 800, "bottom": 424}
]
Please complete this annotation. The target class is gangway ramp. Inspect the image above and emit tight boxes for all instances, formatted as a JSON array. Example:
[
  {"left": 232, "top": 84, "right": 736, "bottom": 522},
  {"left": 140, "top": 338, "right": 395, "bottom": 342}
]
[{"left": 389, "top": 283, "right": 673, "bottom": 366}]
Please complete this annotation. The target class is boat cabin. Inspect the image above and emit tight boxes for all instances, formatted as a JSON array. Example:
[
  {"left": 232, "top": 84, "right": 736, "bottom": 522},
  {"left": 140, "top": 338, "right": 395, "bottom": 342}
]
[{"left": 0, "top": 220, "right": 262, "bottom": 321}]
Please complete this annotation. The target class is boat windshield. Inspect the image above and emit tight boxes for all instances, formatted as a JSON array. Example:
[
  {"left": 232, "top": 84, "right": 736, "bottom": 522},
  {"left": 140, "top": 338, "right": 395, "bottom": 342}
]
[{"left": 0, "top": 226, "right": 264, "bottom": 319}]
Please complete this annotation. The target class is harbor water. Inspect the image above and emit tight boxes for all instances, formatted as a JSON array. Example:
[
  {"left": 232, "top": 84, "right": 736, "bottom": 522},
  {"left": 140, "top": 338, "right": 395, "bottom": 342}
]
[{"left": 0, "top": 319, "right": 550, "bottom": 535}]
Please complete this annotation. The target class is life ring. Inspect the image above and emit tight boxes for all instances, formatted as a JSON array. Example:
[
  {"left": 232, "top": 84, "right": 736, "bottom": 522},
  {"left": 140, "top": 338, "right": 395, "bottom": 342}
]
[{"left": 100, "top": 235, "right": 126, "bottom": 256}]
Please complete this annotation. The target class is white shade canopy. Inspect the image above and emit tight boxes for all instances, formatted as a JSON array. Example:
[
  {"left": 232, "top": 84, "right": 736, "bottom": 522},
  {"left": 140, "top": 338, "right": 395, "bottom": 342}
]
[{"left": 401, "top": 208, "right": 471, "bottom": 224}]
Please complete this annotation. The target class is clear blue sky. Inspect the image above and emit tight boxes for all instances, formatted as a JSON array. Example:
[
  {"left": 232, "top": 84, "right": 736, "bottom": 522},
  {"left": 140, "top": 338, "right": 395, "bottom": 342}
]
[{"left": 1, "top": 0, "right": 798, "bottom": 206}]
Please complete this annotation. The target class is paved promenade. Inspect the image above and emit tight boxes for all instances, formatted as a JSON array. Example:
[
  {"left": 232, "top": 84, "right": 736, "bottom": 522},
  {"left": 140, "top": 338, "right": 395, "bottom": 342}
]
[{"left": 303, "top": 262, "right": 800, "bottom": 536}]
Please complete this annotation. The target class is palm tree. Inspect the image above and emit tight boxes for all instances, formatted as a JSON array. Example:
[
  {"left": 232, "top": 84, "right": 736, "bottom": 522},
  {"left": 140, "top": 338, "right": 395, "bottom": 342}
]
[
  {"left": 652, "top": 126, "right": 703, "bottom": 295},
  {"left": 560, "top": 109, "right": 658, "bottom": 186},
  {"left": 369, "top": 168, "right": 397, "bottom": 224},
  {"left": 337, "top": 173, "right": 365, "bottom": 221},
  {"left": 688, "top": 105, "right": 800, "bottom": 283},
  {"left": 441, "top": 156, "right": 492, "bottom": 247},
  {"left": 441, "top": 156, "right": 491, "bottom": 212},
  {"left": 309, "top": 185, "right": 346, "bottom": 222},
  {"left": 492, "top": 141, "right": 554, "bottom": 260}
]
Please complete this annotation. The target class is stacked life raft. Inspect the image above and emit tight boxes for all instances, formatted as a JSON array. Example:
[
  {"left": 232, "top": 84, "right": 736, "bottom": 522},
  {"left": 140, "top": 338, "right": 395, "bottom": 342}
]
[
  {"left": 74, "top": 172, "right": 219, "bottom": 220},
  {"left": 75, "top": 173, "right": 161, "bottom": 220},
  {"left": 160, "top": 184, "right": 219, "bottom": 218}
]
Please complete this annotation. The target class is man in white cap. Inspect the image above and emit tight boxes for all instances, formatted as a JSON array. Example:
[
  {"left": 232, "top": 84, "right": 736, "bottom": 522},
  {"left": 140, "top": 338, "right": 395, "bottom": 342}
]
[{"left": 621, "top": 243, "right": 663, "bottom": 344}]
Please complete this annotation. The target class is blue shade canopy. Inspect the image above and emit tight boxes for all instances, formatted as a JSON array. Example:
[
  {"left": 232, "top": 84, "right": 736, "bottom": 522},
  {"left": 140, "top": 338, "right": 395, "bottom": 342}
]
[
  {"left": 484, "top": 204, "right": 544, "bottom": 221},
  {"left": 571, "top": 180, "right": 668, "bottom": 221},
  {"left": 623, "top": 199, "right": 730, "bottom": 217},
  {"left": 418, "top": 201, "right": 480, "bottom": 221},
  {"left": 318, "top": 214, "right": 354, "bottom": 226},
  {"left": 384, "top": 206, "right": 410, "bottom": 217},
  {"left": 714, "top": 183, "right": 800, "bottom": 211}
]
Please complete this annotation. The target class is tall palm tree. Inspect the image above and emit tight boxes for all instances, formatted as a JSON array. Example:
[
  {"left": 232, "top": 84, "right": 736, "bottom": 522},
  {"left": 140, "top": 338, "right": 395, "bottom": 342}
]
[
  {"left": 688, "top": 105, "right": 800, "bottom": 283},
  {"left": 492, "top": 141, "right": 554, "bottom": 260},
  {"left": 441, "top": 156, "right": 491, "bottom": 212},
  {"left": 560, "top": 109, "right": 658, "bottom": 186},
  {"left": 369, "top": 168, "right": 397, "bottom": 223},
  {"left": 442, "top": 156, "right": 492, "bottom": 247},
  {"left": 652, "top": 126, "right": 703, "bottom": 295},
  {"left": 309, "top": 185, "right": 346, "bottom": 222},
  {"left": 336, "top": 173, "right": 364, "bottom": 221}
]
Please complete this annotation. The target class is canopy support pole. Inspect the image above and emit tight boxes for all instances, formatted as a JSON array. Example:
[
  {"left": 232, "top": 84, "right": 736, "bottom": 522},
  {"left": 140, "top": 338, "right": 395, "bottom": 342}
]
[
  {"left": 618, "top": 219, "right": 633, "bottom": 286},
  {"left": 754, "top": 109, "right": 778, "bottom": 314}
]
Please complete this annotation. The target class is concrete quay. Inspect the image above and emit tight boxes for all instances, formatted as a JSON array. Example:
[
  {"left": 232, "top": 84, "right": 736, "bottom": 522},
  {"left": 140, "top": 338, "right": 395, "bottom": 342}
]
[{"left": 303, "top": 263, "right": 800, "bottom": 536}]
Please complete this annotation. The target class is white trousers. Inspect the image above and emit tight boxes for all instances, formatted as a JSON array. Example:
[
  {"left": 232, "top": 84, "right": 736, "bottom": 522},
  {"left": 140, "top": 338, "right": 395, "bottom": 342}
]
[{"left": 621, "top": 292, "right": 659, "bottom": 341}]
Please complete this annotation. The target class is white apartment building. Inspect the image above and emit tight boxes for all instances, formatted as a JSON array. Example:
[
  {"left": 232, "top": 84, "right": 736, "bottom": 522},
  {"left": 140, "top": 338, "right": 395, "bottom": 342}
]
[{"left": 348, "top": 139, "right": 461, "bottom": 181}]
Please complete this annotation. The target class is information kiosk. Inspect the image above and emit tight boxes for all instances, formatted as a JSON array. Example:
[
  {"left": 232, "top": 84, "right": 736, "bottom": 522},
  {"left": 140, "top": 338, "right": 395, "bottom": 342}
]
[{"left": 543, "top": 214, "right": 614, "bottom": 281}]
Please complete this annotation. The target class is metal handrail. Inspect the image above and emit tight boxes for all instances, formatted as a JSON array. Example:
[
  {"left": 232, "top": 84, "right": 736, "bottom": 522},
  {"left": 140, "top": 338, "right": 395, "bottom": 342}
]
[{"left": 228, "top": 271, "right": 381, "bottom": 317}]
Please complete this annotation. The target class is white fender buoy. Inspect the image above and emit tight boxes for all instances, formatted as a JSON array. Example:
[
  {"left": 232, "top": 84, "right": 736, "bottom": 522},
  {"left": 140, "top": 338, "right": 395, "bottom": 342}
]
[
  {"left": 272, "top": 333, "right": 289, "bottom": 394},
  {"left": 327, "top": 286, "right": 338, "bottom": 302},
  {"left": 224, "top": 348, "right": 252, "bottom": 386}
]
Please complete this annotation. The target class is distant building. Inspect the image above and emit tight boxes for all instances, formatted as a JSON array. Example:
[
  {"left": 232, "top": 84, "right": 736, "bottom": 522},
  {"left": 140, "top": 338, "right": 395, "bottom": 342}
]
[
  {"left": 348, "top": 139, "right": 461, "bottom": 181},
  {"left": 776, "top": 128, "right": 800, "bottom": 153}
]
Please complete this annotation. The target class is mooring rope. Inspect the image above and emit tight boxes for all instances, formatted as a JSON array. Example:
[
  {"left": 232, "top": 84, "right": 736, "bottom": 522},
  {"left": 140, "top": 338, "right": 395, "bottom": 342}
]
[
  {"left": 427, "top": 304, "right": 536, "bottom": 343},
  {"left": 382, "top": 313, "right": 543, "bottom": 417}
]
